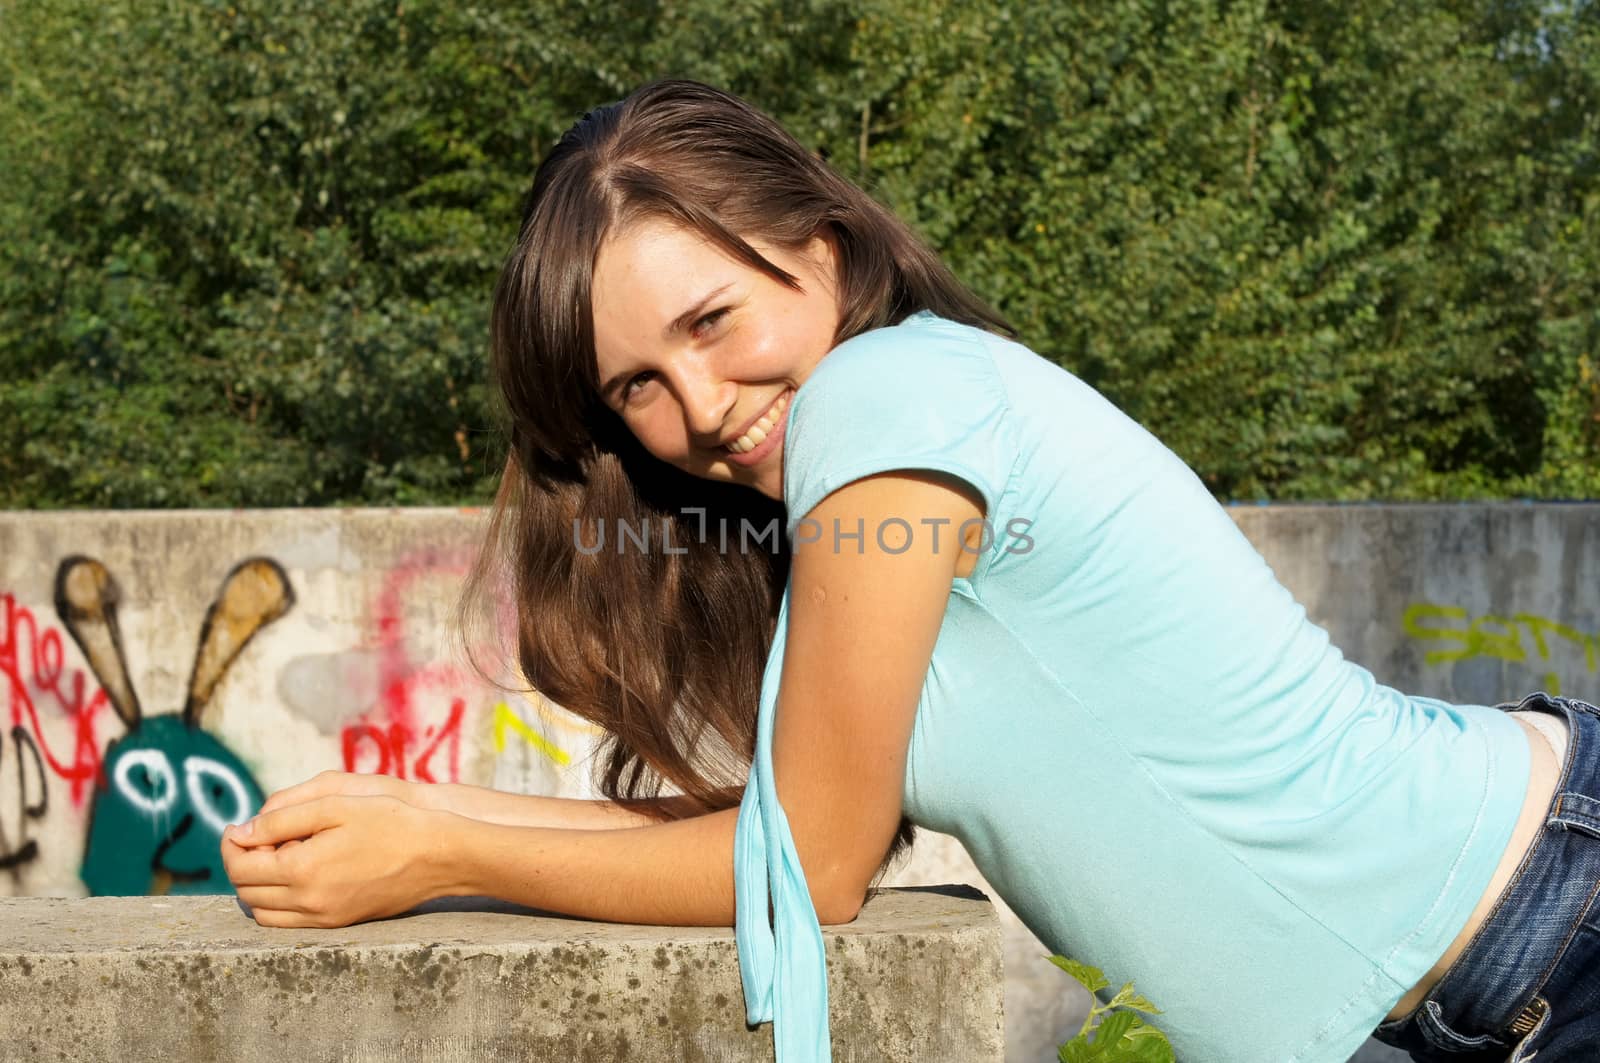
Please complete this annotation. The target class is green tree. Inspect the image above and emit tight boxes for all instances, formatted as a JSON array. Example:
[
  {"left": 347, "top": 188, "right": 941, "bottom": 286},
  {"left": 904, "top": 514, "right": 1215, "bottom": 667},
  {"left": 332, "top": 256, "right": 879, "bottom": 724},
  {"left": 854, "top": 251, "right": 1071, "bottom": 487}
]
[{"left": 1, "top": 0, "right": 1595, "bottom": 507}]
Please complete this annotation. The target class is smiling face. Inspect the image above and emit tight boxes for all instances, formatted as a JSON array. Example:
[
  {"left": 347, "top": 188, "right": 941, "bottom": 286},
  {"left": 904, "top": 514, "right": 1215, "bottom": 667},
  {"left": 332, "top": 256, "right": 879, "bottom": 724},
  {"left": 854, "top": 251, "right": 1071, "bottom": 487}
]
[{"left": 591, "top": 219, "right": 841, "bottom": 502}]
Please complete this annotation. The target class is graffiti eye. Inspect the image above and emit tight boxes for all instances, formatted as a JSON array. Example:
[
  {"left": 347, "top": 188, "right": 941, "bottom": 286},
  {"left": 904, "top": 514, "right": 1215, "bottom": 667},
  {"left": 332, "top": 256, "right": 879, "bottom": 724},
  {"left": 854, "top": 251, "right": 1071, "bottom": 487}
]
[
  {"left": 184, "top": 756, "right": 251, "bottom": 833},
  {"left": 112, "top": 749, "right": 178, "bottom": 816}
]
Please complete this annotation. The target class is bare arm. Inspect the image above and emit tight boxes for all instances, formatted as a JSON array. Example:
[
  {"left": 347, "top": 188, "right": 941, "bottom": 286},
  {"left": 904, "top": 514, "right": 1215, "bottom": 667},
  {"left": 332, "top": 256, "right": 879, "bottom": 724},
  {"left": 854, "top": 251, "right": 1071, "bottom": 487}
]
[
  {"left": 256, "top": 769, "right": 738, "bottom": 832},
  {"left": 425, "top": 784, "right": 659, "bottom": 829},
  {"left": 223, "top": 471, "right": 979, "bottom": 929},
  {"left": 424, "top": 784, "right": 727, "bottom": 830},
  {"left": 273, "top": 773, "right": 658, "bottom": 830}
]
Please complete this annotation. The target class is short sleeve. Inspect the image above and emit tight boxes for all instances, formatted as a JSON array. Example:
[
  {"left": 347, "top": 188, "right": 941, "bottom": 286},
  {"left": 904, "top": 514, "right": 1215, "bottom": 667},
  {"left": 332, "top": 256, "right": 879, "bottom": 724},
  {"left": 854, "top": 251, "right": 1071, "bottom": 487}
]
[{"left": 781, "top": 313, "right": 1015, "bottom": 542}]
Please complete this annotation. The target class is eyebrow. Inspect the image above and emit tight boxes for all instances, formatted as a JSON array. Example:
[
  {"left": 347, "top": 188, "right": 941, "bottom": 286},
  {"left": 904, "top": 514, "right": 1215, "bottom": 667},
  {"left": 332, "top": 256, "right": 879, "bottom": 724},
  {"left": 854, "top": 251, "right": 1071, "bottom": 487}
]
[{"left": 599, "top": 283, "right": 734, "bottom": 402}]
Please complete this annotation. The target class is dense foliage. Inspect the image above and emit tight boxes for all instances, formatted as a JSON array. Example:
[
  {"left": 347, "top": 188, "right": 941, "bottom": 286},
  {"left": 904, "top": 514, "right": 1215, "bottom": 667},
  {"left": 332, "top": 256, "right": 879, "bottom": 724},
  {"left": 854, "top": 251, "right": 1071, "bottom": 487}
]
[{"left": 2, "top": 0, "right": 1596, "bottom": 507}]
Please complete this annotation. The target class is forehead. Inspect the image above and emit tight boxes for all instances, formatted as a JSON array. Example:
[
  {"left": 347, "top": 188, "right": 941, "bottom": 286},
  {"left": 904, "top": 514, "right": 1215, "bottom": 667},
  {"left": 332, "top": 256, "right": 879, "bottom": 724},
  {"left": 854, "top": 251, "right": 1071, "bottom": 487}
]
[{"left": 591, "top": 220, "right": 745, "bottom": 358}]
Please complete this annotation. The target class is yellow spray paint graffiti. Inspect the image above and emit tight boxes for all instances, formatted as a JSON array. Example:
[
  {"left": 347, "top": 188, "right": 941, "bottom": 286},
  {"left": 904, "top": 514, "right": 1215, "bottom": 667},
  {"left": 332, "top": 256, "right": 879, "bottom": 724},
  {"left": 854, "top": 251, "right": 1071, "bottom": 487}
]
[
  {"left": 1402, "top": 604, "right": 1600, "bottom": 696},
  {"left": 492, "top": 701, "right": 572, "bottom": 767}
]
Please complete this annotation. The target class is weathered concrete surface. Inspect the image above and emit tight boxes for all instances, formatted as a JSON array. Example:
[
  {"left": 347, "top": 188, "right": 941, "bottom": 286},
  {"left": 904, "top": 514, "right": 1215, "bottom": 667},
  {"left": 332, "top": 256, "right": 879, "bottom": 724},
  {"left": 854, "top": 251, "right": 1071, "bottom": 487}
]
[
  {"left": 0, "top": 886, "right": 1002, "bottom": 1062},
  {"left": 4, "top": 503, "right": 1597, "bottom": 1063},
  {"left": 1235, "top": 503, "right": 1600, "bottom": 705}
]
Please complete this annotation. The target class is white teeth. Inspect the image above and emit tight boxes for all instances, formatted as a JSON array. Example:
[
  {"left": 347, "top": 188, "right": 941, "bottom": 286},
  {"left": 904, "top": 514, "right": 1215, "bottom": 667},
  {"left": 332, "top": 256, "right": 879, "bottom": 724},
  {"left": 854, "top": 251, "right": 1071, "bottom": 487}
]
[{"left": 725, "top": 392, "right": 789, "bottom": 454}]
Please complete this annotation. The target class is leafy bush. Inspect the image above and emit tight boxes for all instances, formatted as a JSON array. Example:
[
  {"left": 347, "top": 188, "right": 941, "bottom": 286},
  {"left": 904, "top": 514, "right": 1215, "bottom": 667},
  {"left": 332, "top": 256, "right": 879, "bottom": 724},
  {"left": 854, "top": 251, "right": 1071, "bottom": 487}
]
[{"left": 2, "top": 0, "right": 1596, "bottom": 507}]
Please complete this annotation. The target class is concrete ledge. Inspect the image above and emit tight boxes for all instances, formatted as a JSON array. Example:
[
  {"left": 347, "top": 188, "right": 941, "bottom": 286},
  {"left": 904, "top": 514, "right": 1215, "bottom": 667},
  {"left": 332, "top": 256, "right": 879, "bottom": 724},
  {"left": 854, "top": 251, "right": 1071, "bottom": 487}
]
[{"left": 0, "top": 885, "right": 1003, "bottom": 1062}]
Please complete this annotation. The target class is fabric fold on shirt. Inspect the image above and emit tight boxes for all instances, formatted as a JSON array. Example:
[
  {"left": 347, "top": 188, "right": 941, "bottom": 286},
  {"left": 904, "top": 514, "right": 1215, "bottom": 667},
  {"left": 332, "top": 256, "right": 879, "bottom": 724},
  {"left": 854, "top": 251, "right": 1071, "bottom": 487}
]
[{"left": 734, "top": 584, "right": 832, "bottom": 1062}]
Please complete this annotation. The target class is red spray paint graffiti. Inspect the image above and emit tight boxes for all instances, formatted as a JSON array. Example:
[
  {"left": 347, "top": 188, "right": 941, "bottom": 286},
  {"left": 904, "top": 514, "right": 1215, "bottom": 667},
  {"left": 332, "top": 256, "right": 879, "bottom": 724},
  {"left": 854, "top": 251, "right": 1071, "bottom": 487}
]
[
  {"left": 338, "top": 552, "right": 475, "bottom": 783},
  {"left": 0, "top": 593, "right": 108, "bottom": 806}
]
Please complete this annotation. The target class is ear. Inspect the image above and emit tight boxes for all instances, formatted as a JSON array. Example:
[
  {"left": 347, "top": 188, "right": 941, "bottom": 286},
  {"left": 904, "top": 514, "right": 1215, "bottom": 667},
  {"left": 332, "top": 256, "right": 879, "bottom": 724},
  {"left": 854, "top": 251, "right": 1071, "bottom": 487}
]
[
  {"left": 182, "top": 558, "right": 295, "bottom": 728},
  {"left": 53, "top": 556, "right": 142, "bottom": 731}
]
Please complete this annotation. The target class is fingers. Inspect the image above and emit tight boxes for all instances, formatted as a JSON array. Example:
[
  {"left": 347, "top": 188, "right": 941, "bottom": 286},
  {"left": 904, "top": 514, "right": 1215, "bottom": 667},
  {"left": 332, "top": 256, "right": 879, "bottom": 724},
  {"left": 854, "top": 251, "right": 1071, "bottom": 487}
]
[
  {"left": 219, "top": 834, "right": 288, "bottom": 887},
  {"left": 258, "top": 771, "right": 404, "bottom": 816},
  {"left": 257, "top": 791, "right": 295, "bottom": 817},
  {"left": 258, "top": 770, "right": 344, "bottom": 816},
  {"left": 246, "top": 907, "right": 338, "bottom": 930},
  {"left": 235, "top": 886, "right": 301, "bottom": 911},
  {"left": 228, "top": 796, "right": 350, "bottom": 847}
]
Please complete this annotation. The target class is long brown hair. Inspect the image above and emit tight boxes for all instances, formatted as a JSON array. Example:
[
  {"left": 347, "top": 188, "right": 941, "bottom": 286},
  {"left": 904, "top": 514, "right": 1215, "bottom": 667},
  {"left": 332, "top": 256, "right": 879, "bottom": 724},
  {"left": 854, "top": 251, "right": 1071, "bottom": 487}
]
[{"left": 467, "top": 79, "right": 1009, "bottom": 872}]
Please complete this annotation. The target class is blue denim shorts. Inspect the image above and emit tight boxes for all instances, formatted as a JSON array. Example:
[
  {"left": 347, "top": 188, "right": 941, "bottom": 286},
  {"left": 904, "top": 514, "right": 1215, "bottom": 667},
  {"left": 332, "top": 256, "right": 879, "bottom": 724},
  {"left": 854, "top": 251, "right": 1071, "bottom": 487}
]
[{"left": 1372, "top": 693, "right": 1600, "bottom": 1062}]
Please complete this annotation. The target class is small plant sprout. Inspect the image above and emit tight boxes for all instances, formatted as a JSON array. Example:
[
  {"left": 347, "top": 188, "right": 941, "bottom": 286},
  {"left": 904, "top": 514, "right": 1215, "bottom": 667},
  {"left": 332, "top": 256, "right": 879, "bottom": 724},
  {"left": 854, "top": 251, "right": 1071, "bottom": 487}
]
[{"left": 1049, "top": 955, "right": 1176, "bottom": 1063}]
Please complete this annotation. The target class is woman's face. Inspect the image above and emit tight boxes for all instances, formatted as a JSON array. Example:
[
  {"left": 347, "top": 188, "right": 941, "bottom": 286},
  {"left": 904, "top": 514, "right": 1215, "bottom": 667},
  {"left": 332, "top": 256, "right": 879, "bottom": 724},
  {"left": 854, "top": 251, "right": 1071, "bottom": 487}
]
[{"left": 590, "top": 218, "right": 840, "bottom": 502}]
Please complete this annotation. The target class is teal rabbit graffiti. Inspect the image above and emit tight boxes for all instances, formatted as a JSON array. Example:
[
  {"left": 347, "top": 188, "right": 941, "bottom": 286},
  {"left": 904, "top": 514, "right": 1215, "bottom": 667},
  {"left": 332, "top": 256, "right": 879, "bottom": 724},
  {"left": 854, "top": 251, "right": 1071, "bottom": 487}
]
[{"left": 54, "top": 557, "right": 293, "bottom": 895}]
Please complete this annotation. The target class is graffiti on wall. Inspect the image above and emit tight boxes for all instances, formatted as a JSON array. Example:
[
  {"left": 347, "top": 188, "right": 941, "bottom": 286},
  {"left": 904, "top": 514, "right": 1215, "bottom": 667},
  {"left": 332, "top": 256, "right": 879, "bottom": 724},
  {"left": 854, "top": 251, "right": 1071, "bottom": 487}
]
[
  {"left": 3, "top": 547, "right": 590, "bottom": 899},
  {"left": 1, "top": 578, "right": 112, "bottom": 879},
  {"left": 274, "top": 549, "right": 528, "bottom": 783},
  {"left": 493, "top": 701, "right": 572, "bottom": 767},
  {"left": 279, "top": 549, "right": 585, "bottom": 782},
  {"left": 70, "top": 556, "right": 292, "bottom": 895},
  {"left": 2, "top": 556, "right": 292, "bottom": 893},
  {"left": 0, "top": 728, "right": 48, "bottom": 875},
  {"left": 1403, "top": 603, "right": 1599, "bottom": 698}
]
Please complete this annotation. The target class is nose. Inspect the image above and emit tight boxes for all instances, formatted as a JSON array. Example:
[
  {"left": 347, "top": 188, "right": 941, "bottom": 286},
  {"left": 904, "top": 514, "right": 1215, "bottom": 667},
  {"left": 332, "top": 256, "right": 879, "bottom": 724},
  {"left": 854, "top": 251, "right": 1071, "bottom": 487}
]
[{"left": 675, "top": 361, "right": 737, "bottom": 443}]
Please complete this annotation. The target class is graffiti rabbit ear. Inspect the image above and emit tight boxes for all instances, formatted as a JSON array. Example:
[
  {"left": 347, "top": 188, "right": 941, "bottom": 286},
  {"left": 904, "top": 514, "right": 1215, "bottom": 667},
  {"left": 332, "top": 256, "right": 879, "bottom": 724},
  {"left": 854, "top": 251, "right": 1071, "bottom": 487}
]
[
  {"left": 52, "top": 556, "right": 142, "bottom": 730},
  {"left": 182, "top": 558, "right": 295, "bottom": 728}
]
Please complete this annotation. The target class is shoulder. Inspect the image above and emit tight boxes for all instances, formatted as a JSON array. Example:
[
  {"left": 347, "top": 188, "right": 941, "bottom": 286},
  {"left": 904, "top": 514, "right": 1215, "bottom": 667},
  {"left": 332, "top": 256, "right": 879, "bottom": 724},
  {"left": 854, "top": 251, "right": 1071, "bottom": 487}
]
[
  {"left": 781, "top": 313, "right": 1018, "bottom": 535},
  {"left": 793, "top": 312, "right": 1005, "bottom": 417}
]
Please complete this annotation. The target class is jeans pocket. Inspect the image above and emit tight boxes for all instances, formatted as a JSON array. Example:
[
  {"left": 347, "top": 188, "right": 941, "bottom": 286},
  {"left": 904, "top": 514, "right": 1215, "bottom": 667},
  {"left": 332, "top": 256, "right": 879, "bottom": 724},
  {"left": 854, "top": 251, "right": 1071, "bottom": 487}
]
[{"left": 1418, "top": 1000, "right": 1507, "bottom": 1053}]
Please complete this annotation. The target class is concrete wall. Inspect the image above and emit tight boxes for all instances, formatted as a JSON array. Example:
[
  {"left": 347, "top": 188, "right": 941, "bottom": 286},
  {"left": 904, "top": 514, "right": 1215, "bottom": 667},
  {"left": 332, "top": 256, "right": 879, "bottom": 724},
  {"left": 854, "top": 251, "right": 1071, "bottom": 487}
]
[
  {"left": 0, "top": 887, "right": 1003, "bottom": 1062},
  {"left": 3, "top": 504, "right": 1596, "bottom": 1061},
  {"left": 1233, "top": 504, "right": 1600, "bottom": 706}
]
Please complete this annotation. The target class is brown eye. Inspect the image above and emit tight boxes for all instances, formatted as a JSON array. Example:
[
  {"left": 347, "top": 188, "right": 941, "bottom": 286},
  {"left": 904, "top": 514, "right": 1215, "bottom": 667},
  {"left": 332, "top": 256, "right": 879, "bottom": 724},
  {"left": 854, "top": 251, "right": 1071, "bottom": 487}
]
[
  {"left": 693, "top": 308, "right": 729, "bottom": 335},
  {"left": 623, "top": 371, "right": 656, "bottom": 400}
]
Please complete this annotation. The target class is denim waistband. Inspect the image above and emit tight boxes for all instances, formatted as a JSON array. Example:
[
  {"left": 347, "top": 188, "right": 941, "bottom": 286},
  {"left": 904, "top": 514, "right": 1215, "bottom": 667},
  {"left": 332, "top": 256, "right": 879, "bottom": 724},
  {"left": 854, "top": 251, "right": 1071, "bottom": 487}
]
[{"left": 1375, "top": 692, "right": 1600, "bottom": 1052}]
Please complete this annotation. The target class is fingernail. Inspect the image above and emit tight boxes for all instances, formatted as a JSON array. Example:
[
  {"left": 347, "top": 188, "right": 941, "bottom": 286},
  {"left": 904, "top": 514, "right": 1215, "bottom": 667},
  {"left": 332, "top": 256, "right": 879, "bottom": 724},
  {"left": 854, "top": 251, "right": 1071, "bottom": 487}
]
[{"left": 237, "top": 819, "right": 255, "bottom": 838}]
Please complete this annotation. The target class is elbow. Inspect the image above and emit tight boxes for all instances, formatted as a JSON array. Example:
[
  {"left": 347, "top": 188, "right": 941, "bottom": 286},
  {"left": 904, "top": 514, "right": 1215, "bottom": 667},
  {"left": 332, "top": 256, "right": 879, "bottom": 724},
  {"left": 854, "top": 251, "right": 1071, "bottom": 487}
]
[
  {"left": 811, "top": 875, "right": 867, "bottom": 926},
  {"left": 792, "top": 817, "right": 894, "bottom": 925}
]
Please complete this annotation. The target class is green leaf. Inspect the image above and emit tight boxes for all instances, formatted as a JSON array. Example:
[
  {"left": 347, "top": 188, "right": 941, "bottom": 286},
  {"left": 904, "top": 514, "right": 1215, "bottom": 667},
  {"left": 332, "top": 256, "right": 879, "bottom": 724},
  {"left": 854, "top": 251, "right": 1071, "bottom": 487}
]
[
  {"left": 1117, "top": 1018, "right": 1176, "bottom": 1062},
  {"left": 1094, "top": 1009, "right": 1137, "bottom": 1048},
  {"left": 1107, "top": 982, "right": 1162, "bottom": 1015},
  {"left": 1122, "top": 1032, "right": 1177, "bottom": 1063},
  {"left": 1051, "top": 955, "right": 1175, "bottom": 1063},
  {"left": 1058, "top": 1039, "right": 1097, "bottom": 1063},
  {"left": 1048, "top": 954, "right": 1110, "bottom": 994}
]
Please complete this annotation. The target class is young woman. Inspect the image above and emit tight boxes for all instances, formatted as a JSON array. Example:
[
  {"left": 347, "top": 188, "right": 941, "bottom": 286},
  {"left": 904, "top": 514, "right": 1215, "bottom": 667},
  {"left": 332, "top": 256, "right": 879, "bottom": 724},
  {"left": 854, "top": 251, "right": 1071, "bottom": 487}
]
[{"left": 221, "top": 80, "right": 1600, "bottom": 1063}]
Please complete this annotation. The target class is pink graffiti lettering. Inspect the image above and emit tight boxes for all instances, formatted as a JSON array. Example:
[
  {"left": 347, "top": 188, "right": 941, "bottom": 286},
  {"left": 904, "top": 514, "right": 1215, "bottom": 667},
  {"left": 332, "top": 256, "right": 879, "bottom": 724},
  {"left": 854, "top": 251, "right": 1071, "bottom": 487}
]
[{"left": 338, "top": 551, "right": 478, "bottom": 783}]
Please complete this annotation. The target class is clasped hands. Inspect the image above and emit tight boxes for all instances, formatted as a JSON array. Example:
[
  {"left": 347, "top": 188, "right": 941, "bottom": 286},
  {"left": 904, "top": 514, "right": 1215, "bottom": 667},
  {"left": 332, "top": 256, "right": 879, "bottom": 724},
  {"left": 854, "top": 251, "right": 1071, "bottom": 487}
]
[{"left": 220, "top": 771, "right": 463, "bottom": 929}]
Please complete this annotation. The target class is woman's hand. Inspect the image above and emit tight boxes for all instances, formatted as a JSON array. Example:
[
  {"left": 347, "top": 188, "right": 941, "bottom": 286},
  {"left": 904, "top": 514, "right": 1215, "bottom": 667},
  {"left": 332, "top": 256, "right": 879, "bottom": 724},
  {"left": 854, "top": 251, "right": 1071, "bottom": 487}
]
[
  {"left": 256, "top": 769, "right": 435, "bottom": 817},
  {"left": 220, "top": 796, "right": 461, "bottom": 928}
]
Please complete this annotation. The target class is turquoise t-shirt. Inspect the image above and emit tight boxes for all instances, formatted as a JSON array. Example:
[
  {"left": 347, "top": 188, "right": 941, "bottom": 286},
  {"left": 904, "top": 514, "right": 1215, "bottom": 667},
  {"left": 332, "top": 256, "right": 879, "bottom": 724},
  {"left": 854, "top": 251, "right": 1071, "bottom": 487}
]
[{"left": 733, "top": 311, "right": 1529, "bottom": 1063}]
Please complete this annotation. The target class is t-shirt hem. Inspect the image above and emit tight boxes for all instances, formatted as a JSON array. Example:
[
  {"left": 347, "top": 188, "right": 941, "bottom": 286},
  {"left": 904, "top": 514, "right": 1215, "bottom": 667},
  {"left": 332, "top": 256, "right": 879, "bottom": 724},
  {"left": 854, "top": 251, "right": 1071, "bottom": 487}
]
[
  {"left": 1284, "top": 969, "right": 1409, "bottom": 1063},
  {"left": 1290, "top": 705, "right": 1531, "bottom": 1062},
  {"left": 784, "top": 457, "right": 1005, "bottom": 544},
  {"left": 1373, "top": 705, "right": 1530, "bottom": 990}
]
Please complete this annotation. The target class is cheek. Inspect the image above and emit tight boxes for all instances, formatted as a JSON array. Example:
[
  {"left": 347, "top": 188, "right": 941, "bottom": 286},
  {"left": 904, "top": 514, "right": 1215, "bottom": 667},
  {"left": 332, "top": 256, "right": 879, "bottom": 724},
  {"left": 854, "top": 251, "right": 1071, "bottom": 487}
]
[
  {"left": 774, "top": 299, "right": 837, "bottom": 376},
  {"left": 629, "top": 410, "right": 693, "bottom": 464},
  {"left": 741, "top": 319, "right": 818, "bottom": 379}
]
